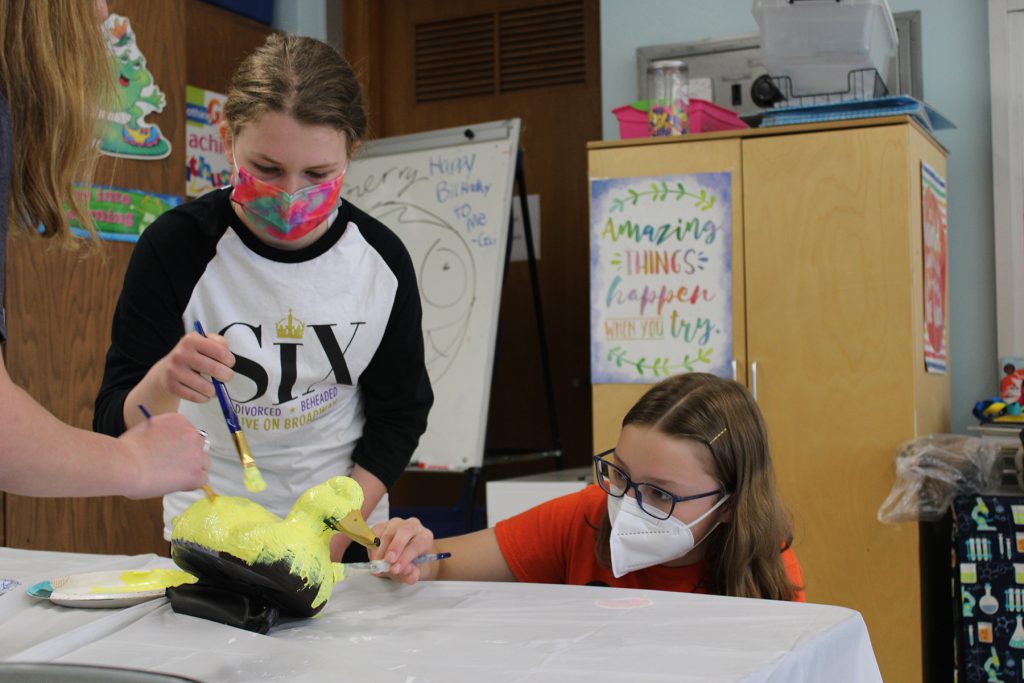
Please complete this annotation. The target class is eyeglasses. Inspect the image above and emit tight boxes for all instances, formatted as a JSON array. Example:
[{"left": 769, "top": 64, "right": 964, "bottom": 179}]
[{"left": 593, "top": 449, "right": 722, "bottom": 520}]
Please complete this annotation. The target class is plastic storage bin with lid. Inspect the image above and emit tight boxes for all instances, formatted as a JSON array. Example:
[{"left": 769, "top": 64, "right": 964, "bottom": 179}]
[{"left": 752, "top": 0, "right": 898, "bottom": 97}]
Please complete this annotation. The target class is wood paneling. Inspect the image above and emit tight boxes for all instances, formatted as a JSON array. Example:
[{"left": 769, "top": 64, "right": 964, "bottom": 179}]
[
  {"left": 342, "top": 1, "right": 385, "bottom": 136},
  {"left": 5, "top": 241, "right": 171, "bottom": 554},
  {"left": 4, "top": 0, "right": 270, "bottom": 556},
  {"left": 5, "top": 0, "right": 186, "bottom": 556},
  {"left": 185, "top": 0, "right": 273, "bottom": 94},
  {"left": 347, "top": 0, "right": 602, "bottom": 492}
]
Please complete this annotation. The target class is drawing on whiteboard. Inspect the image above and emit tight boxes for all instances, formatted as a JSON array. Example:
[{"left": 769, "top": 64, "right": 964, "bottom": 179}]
[
  {"left": 340, "top": 119, "right": 521, "bottom": 470},
  {"left": 370, "top": 201, "right": 476, "bottom": 380}
]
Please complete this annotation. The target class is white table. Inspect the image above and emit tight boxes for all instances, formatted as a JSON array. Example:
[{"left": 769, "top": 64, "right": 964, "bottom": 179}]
[{"left": 0, "top": 547, "right": 881, "bottom": 682}]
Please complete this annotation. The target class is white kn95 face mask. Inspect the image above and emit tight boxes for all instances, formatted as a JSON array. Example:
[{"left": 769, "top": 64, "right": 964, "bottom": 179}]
[{"left": 607, "top": 493, "right": 730, "bottom": 578}]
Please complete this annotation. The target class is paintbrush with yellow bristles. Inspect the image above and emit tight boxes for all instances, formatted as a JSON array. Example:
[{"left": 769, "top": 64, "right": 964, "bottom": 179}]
[{"left": 193, "top": 321, "right": 266, "bottom": 493}]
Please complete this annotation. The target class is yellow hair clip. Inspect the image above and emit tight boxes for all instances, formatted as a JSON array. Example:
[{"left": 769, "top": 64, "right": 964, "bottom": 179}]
[{"left": 709, "top": 427, "right": 728, "bottom": 444}]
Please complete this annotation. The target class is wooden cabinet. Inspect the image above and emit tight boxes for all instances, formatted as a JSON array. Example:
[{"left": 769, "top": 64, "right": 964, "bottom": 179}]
[{"left": 588, "top": 116, "right": 949, "bottom": 683}]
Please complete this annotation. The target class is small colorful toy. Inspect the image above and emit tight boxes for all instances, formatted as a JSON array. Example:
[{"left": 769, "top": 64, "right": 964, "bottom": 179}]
[{"left": 973, "top": 398, "right": 1024, "bottom": 423}]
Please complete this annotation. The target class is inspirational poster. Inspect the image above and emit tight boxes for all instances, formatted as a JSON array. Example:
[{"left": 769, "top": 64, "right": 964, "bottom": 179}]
[
  {"left": 68, "top": 184, "right": 183, "bottom": 242},
  {"left": 590, "top": 173, "right": 732, "bottom": 383},
  {"left": 921, "top": 162, "right": 948, "bottom": 374},
  {"left": 185, "top": 85, "right": 230, "bottom": 197}
]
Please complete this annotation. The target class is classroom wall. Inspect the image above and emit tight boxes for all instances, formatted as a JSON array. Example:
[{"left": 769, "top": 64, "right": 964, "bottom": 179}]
[
  {"left": 599, "top": 0, "right": 995, "bottom": 435},
  {"left": 273, "top": 0, "right": 327, "bottom": 41},
  {"left": 273, "top": 0, "right": 344, "bottom": 54}
]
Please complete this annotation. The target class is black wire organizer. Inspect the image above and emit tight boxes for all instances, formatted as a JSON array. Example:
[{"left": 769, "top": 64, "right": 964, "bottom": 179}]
[{"left": 756, "top": 67, "right": 889, "bottom": 109}]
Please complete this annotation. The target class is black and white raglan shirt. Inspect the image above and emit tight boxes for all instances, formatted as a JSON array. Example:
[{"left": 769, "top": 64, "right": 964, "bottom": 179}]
[{"left": 94, "top": 188, "right": 433, "bottom": 537}]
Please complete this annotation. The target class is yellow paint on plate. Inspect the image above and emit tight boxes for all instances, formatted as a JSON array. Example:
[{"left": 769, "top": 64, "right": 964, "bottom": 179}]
[{"left": 90, "top": 569, "right": 197, "bottom": 594}]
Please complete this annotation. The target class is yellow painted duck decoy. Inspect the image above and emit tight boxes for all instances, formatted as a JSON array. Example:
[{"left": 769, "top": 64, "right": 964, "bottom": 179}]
[{"left": 169, "top": 476, "right": 378, "bottom": 626}]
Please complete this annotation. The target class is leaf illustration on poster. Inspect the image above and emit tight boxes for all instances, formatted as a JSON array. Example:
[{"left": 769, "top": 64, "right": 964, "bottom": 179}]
[
  {"left": 99, "top": 14, "right": 171, "bottom": 159},
  {"left": 590, "top": 173, "right": 732, "bottom": 383}
]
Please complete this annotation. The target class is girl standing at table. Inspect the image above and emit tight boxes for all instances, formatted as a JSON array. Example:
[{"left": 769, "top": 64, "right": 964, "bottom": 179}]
[
  {"left": 0, "top": 0, "right": 210, "bottom": 498},
  {"left": 373, "top": 372, "right": 804, "bottom": 601},
  {"left": 94, "top": 34, "right": 433, "bottom": 561}
]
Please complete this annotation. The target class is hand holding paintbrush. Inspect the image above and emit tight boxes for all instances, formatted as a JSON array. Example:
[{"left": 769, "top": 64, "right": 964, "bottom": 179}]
[
  {"left": 138, "top": 404, "right": 218, "bottom": 501},
  {"left": 193, "top": 321, "right": 267, "bottom": 493}
]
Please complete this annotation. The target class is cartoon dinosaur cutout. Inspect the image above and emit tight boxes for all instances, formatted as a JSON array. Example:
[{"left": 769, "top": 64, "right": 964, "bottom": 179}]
[{"left": 98, "top": 14, "right": 171, "bottom": 159}]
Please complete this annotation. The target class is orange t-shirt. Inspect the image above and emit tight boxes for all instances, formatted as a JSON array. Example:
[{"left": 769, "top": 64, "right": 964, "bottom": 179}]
[{"left": 494, "top": 484, "right": 805, "bottom": 601}]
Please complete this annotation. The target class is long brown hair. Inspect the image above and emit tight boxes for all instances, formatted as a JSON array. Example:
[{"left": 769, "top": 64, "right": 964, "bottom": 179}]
[
  {"left": 595, "top": 372, "right": 801, "bottom": 601},
  {"left": 0, "top": 0, "right": 108, "bottom": 240},
  {"left": 224, "top": 34, "right": 367, "bottom": 154}
]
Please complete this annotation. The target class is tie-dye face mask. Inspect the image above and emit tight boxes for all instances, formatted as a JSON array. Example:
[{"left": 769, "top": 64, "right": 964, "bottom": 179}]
[{"left": 230, "top": 165, "right": 346, "bottom": 242}]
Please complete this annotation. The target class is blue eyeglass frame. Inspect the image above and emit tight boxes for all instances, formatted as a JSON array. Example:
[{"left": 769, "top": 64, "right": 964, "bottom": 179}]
[{"left": 593, "top": 448, "right": 722, "bottom": 520}]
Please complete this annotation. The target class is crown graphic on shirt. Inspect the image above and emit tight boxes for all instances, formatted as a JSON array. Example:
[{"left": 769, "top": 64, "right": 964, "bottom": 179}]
[{"left": 275, "top": 309, "right": 306, "bottom": 339}]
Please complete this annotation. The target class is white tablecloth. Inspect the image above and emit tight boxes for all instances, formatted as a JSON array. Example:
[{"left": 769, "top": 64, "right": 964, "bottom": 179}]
[{"left": 0, "top": 547, "right": 881, "bottom": 682}]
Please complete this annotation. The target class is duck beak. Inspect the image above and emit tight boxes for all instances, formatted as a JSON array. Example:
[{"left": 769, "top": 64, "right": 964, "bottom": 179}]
[{"left": 331, "top": 509, "right": 380, "bottom": 549}]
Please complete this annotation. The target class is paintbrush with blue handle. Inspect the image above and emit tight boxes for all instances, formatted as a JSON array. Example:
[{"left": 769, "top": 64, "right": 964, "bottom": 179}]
[
  {"left": 193, "top": 321, "right": 266, "bottom": 493},
  {"left": 344, "top": 552, "right": 452, "bottom": 574}
]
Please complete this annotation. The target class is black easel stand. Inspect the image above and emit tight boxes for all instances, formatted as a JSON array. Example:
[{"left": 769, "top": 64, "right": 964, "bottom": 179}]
[
  {"left": 456, "top": 151, "right": 562, "bottom": 533},
  {"left": 484, "top": 149, "right": 562, "bottom": 466}
]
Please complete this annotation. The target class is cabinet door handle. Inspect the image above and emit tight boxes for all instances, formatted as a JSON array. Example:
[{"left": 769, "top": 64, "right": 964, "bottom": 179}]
[
  {"left": 750, "top": 361, "right": 759, "bottom": 401},
  {"left": 731, "top": 359, "right": 738, "bottom": 382}
]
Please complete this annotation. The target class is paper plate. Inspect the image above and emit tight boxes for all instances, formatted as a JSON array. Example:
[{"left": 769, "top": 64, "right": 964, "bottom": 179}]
[{"left": 27, "top": 569, "right": 196, "bottom": 609}]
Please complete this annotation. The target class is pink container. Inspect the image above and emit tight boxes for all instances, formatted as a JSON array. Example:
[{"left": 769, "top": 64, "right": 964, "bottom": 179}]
[
  {"left": 689, "top": 99, "right": 748, "bottom": 133},
  {"left": 613, "top": 99, "right": 747, "bottom": 139},
  {"left": 612, "top": 104, "right": 649, "bottom": 139}
]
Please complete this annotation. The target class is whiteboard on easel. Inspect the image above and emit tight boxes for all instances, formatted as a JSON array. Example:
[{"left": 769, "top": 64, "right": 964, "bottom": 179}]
[{"left": 341, "top": 119, "right": 521, "bottom": 470}]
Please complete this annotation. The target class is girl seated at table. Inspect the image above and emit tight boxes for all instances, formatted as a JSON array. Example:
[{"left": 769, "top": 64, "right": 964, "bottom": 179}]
[{"left": 371, "top": 372, "right": 805, "bottom": 601}]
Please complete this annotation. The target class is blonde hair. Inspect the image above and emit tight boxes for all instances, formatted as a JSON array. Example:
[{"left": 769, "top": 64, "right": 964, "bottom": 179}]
[
  {"left": 0, "top": 0, "right": 108, "bottom": 241},
  {"left": 595, "top": 372, "right": 801, "bottom": 601},
  {"left": 225, "top": 33, "right": 367, "bottom": 154}
]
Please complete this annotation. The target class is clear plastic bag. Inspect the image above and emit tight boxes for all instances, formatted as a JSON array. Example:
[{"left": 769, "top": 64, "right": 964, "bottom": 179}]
[{"left": 877, "top": 435, "right": 998, "bottom": 524}]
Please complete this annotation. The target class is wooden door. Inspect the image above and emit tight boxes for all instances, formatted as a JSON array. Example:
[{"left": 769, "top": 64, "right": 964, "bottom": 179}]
[
  {"left": 345, "top": 0, "right": 601, "bottom": 477},
  {"left": 742, "top": 121, "right": 948, "bottom": 683},
  {"left": 587, "top": 137, "right": 746, "bottom": 449}
]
